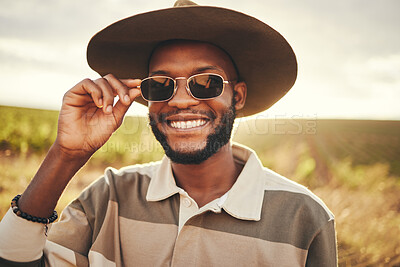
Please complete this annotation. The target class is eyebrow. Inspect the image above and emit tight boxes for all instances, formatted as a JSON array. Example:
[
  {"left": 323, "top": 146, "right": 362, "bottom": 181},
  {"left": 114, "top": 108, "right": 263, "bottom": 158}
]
[
  {"left": 149, "top": 65, "right": 224, "bottom": 77},
  {"left": 195, "top": 66, "right": 223, "bottom": 72},
  {"left": 149, "top": 70, "right": 168, "bottom": 76}
]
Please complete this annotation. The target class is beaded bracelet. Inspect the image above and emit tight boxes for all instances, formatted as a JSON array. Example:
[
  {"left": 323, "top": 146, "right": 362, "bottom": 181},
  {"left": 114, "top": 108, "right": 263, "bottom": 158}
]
[{"left": 11, "top": 194, "right": 58, "bottom": 224}]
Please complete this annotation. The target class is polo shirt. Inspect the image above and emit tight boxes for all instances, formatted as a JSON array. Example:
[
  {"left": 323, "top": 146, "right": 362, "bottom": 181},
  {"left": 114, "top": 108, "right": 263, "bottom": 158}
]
[{"left": 0, "top": 143, "right": 337, "bottom": 266}]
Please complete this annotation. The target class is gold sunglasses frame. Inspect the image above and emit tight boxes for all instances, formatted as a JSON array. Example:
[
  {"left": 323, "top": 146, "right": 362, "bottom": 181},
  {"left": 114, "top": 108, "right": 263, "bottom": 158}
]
[{"left": 138, "top": 73, "right": 231, "bottom": 102}]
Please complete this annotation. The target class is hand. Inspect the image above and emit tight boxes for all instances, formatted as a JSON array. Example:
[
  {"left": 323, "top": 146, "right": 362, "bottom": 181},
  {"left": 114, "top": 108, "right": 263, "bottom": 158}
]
[{"left": 55, "top": 74, "right": 141, "bottom": 159}]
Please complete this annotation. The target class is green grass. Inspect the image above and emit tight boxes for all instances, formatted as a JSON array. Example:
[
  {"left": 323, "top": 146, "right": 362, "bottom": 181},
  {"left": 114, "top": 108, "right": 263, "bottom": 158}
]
[
  {"left": 1, "top": 105, "right": 400, "bottom": 266},
  {"left": 0, "top": 106, "right": 58, "bottom": 154}
]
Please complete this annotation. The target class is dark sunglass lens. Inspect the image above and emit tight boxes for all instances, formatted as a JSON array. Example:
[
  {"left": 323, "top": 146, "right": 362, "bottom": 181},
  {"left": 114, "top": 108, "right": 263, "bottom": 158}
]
[
  {"left": 189, "top": 74, "right": 224, "bottom": 99},
  {"left": 141, "top": 77, "right": 174, "bottom": 101}
]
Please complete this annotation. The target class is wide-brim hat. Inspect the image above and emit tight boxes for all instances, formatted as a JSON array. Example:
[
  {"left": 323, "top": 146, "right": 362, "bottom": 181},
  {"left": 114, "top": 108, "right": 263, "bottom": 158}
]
[{"left": 87, "top": 0, "right": 297, "bottom": 117}]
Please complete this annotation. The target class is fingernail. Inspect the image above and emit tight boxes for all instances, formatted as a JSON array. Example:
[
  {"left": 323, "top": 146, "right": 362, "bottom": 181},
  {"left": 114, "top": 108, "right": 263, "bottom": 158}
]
[
  {"left": 124, "top": 95, "right": 130, "bottom": 103},
  {"left": 106, "top": 105, "right": 112, "bottom": 113}
]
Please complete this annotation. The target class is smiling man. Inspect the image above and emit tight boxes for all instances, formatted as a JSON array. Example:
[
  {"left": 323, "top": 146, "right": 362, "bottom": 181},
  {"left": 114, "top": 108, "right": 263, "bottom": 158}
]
[
  {"left": 148, "top": 40, "right": 243, "bottom": 161},
  {"left": 0, "top": 1, "right": 337, "bottom": 266}
]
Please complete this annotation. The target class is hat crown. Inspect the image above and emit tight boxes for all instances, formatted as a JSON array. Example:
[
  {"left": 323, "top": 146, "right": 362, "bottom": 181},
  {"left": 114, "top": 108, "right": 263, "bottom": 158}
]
[{"left": 173, "top": 0, "right": 197, "bottom": 7}]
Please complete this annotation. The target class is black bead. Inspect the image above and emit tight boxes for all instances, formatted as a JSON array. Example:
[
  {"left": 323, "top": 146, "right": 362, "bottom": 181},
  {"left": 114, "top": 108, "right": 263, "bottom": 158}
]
[{"left": 10, "top": 195, "right": 59, "bottom": 225}]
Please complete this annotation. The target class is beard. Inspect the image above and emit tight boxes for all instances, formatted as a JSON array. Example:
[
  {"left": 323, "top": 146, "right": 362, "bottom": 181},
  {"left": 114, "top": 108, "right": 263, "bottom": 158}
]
[{"left": 149, "top": 97, "right": 237, "bottom": 165}]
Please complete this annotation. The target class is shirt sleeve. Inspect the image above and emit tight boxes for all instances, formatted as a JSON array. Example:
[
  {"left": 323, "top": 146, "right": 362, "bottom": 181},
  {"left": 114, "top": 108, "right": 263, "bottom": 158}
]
[
  {"left": 0, "top": 208, "right": 46, "bottom": 266},
  {"left": 44, "top": 201, "right": 92, "bottom": 267},
  {"left": 306, "top": 219, "right": 338, "bottom": 267},
  {"left": 0, "top": 202, "right": 93, "bottom": 267}
]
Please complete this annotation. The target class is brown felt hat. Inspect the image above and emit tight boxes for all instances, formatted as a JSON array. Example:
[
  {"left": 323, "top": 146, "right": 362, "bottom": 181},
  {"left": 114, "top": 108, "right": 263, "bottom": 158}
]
[{"left": 87, "top": 0, "right": 297, "bottom": 117}]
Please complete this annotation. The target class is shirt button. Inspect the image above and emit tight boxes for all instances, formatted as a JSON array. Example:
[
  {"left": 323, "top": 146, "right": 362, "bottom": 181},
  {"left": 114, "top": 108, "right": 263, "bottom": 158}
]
[{"left": 183, "top": 198, "right": 192, "bottom": 207}]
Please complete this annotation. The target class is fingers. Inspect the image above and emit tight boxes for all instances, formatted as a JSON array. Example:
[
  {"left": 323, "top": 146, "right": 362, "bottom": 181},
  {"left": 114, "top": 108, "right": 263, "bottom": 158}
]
[
  {"left": 78, "top": 79, "right": 103, "bottom": 108},
  {"left": 94, "top": 78, "right": 115, "bottom": 113},
  {"left": 120, "top": 78, "right": 142, "bottom": 102},
  {"left": 68, "top": 75, "right": 141, "bottom": 114},
  {"left": 101, "top": 74, "right": 130, "bottom": 106},
  {"left": 111, "top": 78, "right": 142, "bottom": 123},
  {"left": 113, "top": 89, "right": 142, "bottom": 123},
  {"left": 96, "top": 74, "right": 142, "bottom": 114},
  {"left": 120, "top": 78, "right": 141, "bottom": 89}
]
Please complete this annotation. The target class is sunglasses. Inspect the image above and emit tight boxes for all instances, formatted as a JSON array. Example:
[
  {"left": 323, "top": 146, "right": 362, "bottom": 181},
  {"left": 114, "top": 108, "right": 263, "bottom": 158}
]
[{"left": 138, "top": 73, "right": 232, "bottom": 102}]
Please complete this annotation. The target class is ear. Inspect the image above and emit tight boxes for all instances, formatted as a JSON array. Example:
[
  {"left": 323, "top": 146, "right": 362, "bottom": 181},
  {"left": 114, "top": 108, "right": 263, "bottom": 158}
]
[{"left": 233, "top": 81, "right": 247, "bottom": 111}]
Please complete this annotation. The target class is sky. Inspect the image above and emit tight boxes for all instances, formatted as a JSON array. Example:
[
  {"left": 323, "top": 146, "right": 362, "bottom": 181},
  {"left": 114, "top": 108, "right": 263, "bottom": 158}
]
[{"left": 0, "top": 0, "right": 399, "bottom": 120}]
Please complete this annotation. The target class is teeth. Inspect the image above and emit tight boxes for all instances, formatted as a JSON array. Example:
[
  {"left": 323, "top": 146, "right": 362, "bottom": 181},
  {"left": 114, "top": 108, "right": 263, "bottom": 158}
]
[{"left": 170, "top": 119, "right": 206, "bottom": 129}]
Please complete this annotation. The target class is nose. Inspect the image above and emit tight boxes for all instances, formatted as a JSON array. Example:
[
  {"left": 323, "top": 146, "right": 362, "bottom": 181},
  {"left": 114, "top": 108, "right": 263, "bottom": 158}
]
[{"left": 167, "top": 79, "right": 200, "bottom": 109}]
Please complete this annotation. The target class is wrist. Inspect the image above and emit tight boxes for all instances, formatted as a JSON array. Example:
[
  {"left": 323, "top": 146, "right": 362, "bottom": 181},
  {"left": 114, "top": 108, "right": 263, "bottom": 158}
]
[
  {"left": 17, "top": 142, "right": 91, "bottom": 218},
  {"left": 51, "top": 139, "right": 93, "bottom": 165}
]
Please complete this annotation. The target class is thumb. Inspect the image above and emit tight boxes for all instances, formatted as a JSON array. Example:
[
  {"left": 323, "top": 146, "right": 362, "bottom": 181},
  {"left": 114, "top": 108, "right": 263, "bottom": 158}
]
[
  {"left": 112, "top": 89, "right": 142, "bottom": 124},
  {"left": 120, "top": 78, "right": 141, "bottom": 88}
]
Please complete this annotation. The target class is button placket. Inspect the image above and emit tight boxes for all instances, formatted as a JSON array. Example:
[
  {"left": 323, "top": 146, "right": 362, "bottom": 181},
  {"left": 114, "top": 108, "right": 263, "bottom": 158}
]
[
  {"left": 183, "top": 197, "right": 192, "bottom": 207},
  {"left": 178, "top": 192, "right": 198, "bottom": 233}
]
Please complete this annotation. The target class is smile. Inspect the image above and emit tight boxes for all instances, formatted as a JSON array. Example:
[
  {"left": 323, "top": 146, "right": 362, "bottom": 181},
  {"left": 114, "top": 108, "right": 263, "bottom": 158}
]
[{"left": 168, "top": 119, "right": 207, "bottom": 129}]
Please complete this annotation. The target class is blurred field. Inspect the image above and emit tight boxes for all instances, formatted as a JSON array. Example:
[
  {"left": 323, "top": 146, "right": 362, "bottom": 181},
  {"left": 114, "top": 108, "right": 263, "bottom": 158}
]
[{"left": 1, "top": 105, "right": 400, "bottom": 266}]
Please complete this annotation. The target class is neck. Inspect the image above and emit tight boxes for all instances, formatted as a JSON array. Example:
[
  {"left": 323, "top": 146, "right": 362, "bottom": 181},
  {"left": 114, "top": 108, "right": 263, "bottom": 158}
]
[{"left": 171, "top": 142, "right": 242, "bottom": 207}]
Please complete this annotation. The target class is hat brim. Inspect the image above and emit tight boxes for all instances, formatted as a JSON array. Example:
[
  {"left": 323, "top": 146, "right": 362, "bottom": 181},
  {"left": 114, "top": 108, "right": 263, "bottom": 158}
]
[{"left": 87, "top": 5, "right": 297, "bottom": 117}]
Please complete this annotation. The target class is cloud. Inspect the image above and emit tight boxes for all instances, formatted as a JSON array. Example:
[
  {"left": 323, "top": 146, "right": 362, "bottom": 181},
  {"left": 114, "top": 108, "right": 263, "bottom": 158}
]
[
  {"left": 344, "top": 54, "right": 400, "bottom": 97},
  {"left": 0, "top": 0, "right": 163, "bottom": 42}
]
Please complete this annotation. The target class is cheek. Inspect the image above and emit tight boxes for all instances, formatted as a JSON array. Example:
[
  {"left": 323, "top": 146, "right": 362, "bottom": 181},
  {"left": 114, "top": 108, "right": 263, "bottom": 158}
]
[
  {"left": 206, "top": 91, "right": 234, "bottom": 110},
  {"left": 148, "top": 102, "right": 163, "bottom": 115}
]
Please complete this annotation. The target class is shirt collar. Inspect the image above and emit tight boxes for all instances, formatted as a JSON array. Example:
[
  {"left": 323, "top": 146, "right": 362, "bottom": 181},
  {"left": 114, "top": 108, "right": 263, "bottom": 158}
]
[
  {"left": 146, "top": 143, "right": 266, "bottom": 221},
  {"left": 221, "top": 143, "right": 266, "bottom": 221},
  {"left": 146, "top": 155, "right": 180, "bottom": 201}
]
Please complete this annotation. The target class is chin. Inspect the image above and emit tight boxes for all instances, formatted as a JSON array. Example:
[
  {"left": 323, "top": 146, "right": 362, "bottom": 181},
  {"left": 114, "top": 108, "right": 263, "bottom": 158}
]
[
  {"left": 164, "top": 140, "right": 226, "bottom": 165},
  {"left": 168, "top": 139, "right": 207, "bottom": 153}
]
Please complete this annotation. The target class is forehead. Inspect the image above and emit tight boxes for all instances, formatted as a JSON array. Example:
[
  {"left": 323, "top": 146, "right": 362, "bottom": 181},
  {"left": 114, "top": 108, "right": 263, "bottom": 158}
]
[{"left": 148, "top": 40, "right": 237, "bottom": 78}]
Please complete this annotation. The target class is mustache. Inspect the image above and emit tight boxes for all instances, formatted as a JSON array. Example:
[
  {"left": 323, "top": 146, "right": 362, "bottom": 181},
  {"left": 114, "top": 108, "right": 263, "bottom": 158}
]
[{"left": 148, "top": 109, "right": 216, "bottom": 124}]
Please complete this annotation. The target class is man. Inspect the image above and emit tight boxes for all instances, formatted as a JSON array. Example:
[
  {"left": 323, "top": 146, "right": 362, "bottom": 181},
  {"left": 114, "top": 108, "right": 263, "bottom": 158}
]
[{"left": 0, "top": 1, "right": 337, "bottom": 266}]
